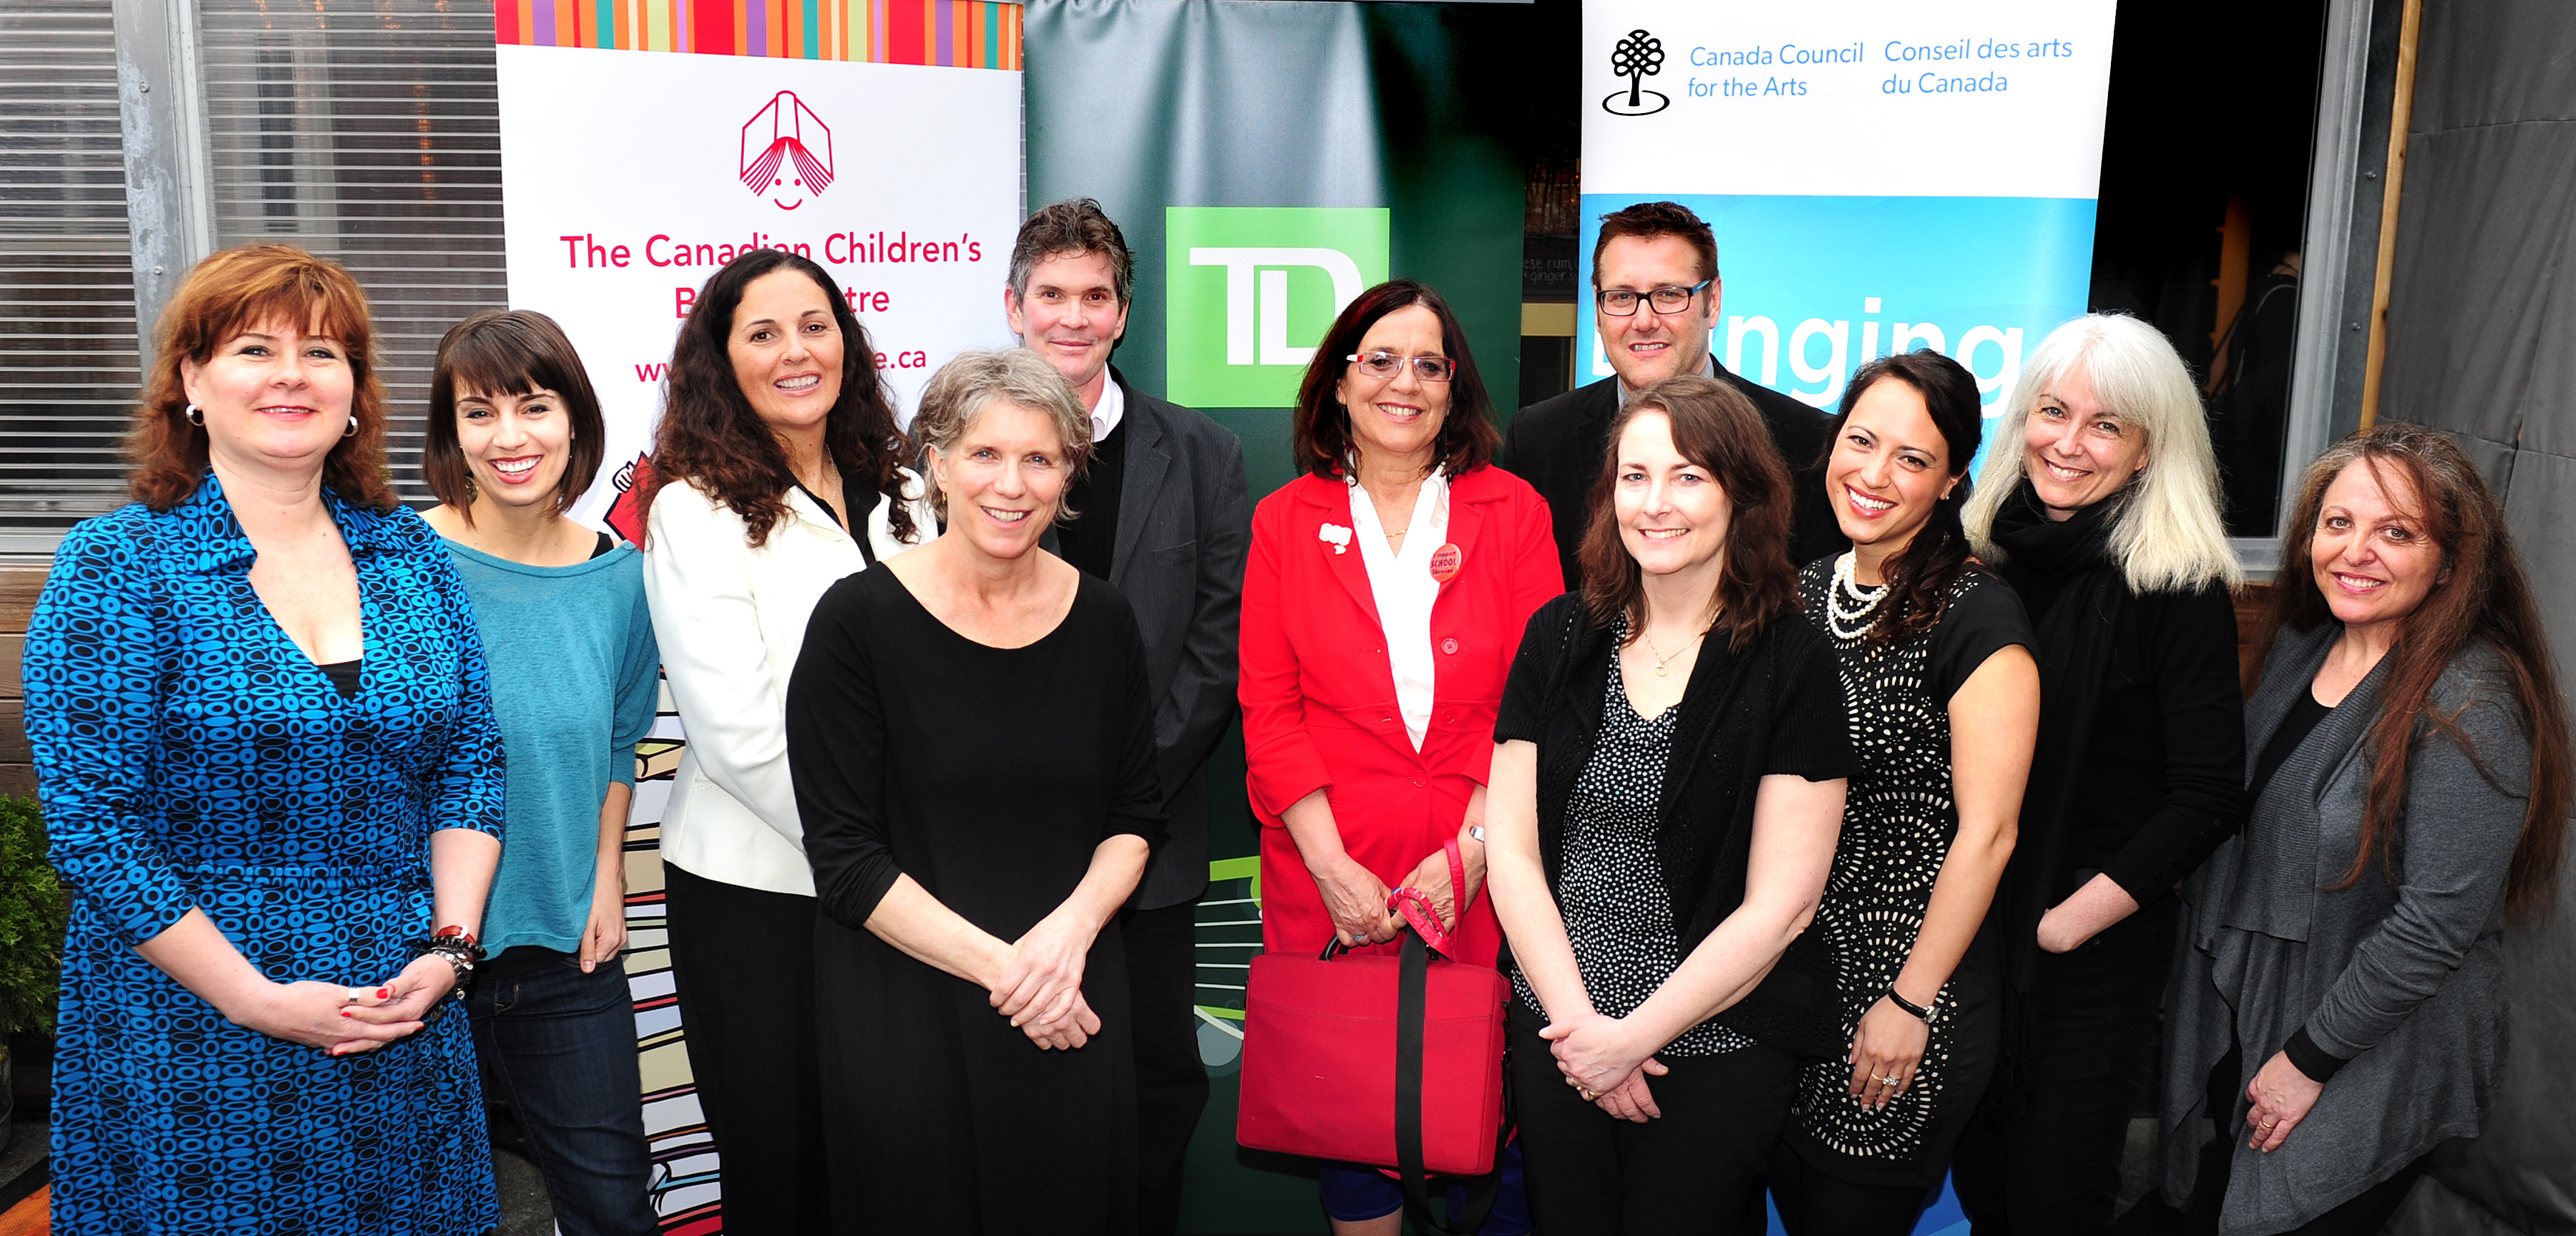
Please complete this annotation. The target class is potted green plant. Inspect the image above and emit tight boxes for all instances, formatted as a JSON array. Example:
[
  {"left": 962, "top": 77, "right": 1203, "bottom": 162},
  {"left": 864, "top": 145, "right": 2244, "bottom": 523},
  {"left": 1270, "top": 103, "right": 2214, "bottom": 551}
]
[{"left": 0, "top": 794, "right": 67, "bottom": 1153}]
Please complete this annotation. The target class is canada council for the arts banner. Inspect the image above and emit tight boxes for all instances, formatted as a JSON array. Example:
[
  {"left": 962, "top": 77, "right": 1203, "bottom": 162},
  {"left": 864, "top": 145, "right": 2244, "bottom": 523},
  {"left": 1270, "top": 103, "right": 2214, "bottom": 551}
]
[
  {"left": 1581, "top": 0, "right": 2117, "bottom": 464},
  {"left": 491, "top": 6, "right": 1022, "bottom": 1229}
]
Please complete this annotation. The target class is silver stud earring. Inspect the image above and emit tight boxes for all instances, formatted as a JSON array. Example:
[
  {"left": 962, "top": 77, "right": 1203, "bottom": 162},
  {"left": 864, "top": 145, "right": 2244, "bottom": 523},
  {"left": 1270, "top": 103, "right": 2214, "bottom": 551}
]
[
  {"left": 343, "top": 415, "right": 358, "bottom": 438},
  {"left": 185, "top": 404, "right": 205, "bottom": 426}
]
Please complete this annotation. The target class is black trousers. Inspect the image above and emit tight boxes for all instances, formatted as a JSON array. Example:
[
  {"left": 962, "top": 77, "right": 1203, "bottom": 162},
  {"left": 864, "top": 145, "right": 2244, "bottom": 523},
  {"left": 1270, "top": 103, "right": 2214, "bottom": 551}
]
[
  {"left": 1768, "top": 1147, "right": 1938, "bottom": 1236},
  {"left": 1508, "top": 1002, "right": 1798, "bottom": 1236},
  {"left": 664, "top": 862, "right": 829, "bottom": 1235},
  {"left": 1953, "top": 900, "right": 2177, "bottom": 1236},
  {"left": 1122, "top": 900, "right": 1210, "bottom": 1236}
]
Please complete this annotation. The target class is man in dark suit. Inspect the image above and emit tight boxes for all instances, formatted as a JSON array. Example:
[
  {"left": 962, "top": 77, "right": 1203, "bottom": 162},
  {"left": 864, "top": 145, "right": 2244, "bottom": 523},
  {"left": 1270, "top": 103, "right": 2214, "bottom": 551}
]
[
  {"left": 1009, "top": 198, "right": 1249, "bottom": 1236},
  {"left": 1503, "top": 200, "right": 1845, "bottom": 588}
]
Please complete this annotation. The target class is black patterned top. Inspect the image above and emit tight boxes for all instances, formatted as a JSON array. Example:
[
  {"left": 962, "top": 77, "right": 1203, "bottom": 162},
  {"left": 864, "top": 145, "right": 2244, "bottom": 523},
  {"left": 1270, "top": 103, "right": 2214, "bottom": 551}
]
[
  {"left": 1786, "top": 558, "right": 2031, "bottom": 1172},
  {"left": 1510, "top": 621, "right": 1752, "bottom": 1056}
]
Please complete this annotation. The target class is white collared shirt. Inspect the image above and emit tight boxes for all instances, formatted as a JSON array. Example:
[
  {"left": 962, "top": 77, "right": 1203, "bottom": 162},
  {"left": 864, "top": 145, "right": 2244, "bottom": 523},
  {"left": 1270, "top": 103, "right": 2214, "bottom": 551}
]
[
  {"left": 1089, "top": 371, "right": 1126, "bottom": 443},
  {"left": 1346, "top": 467, "right": 1450, "bottom": 751}
]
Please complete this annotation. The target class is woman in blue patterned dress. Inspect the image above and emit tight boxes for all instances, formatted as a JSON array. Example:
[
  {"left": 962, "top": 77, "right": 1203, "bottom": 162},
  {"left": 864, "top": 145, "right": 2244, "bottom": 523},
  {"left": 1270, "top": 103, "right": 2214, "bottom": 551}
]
[{"left": 22, "top": 244, "right": 507, "bottom": 1234}]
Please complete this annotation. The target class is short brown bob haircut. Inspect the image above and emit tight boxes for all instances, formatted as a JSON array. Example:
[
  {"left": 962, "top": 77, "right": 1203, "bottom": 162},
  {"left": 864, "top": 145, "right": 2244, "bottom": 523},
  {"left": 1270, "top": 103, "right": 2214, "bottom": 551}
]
[
  {"left": 1591, "top": 200, "right": 1720, "bottom": 288},
  {"left": 1290, "top": 278, "right": 1501, "bottom": 480},
  {"left": 1579, "top": 374, "right": 1798, "bottom": 652},
  {"left": 422, "top": 310, "right": 608, "bottom": 524},
  {"left": 127, "top": 243, "right": 397, "bottom": 512}
]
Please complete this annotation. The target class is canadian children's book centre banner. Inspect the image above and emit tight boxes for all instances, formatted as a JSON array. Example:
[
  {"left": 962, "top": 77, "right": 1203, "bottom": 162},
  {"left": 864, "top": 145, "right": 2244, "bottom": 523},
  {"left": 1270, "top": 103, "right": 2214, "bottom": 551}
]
[
  {"left": 492, "top": 4, "right": 1023, "bottom": 1230},
  {"left": 494, "top": 1, "right": 1025, "bottom": 530},
  {"left": 1581, "top": 0, "right": 2117, "bottom": 452}
]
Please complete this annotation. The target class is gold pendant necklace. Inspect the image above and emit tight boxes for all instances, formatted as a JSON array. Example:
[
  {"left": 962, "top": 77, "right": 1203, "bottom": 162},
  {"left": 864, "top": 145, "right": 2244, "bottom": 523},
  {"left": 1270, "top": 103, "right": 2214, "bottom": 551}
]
[{"left": 1639, "top": 628, "right": 1704, "bottom": 677}]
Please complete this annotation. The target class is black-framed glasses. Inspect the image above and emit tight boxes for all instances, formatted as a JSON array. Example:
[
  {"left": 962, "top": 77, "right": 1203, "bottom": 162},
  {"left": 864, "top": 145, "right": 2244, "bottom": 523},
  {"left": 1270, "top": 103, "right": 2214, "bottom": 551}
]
[
  {"left": 1595, "top": 278, "right": 1714, "bottom": 317},
  {"left": 1347, "top": 351, "right": 1458, "bottom": 382}
]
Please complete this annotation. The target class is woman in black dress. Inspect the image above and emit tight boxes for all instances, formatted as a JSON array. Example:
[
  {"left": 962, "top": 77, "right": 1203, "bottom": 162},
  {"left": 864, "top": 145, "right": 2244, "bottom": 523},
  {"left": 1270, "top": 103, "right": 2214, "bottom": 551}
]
[
  {"left": 1950, "top": 314, "right": 2248, "bottom": 1235},
  {"left": 1483, "top": 375, "right": 1853, "bottom": 1235},
  {"left": 784, "top": 348, "right": 1166, "bottom": 1234},
  {"left": 1771, "top": 352, "right": 2039, "bottom": 1233}
]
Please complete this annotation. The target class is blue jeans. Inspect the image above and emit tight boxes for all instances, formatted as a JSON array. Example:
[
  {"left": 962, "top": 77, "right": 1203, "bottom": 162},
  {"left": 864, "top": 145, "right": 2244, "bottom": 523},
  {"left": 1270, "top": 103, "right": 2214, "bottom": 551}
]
[{"left": 468, "top": 947, "right": 658, "bottom": 1236}]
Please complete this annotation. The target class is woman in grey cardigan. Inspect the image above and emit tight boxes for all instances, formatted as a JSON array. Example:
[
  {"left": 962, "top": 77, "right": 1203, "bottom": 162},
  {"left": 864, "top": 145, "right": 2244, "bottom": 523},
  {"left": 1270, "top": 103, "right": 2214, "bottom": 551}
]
[{"left": 2162, "top": 423, "right": 2572, "bottom": 1235}]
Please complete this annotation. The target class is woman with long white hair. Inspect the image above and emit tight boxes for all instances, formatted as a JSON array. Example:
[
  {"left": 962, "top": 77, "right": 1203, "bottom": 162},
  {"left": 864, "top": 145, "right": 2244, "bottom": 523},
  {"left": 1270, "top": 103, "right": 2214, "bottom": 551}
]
[{"left": 1948, "top": 313, "right": 2248, "bottom": 1236}]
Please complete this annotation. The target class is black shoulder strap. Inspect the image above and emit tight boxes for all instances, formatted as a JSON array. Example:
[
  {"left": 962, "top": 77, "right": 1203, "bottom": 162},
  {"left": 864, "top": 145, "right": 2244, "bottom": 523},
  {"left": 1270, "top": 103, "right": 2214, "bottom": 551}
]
[{"left": 1394, "top": 930, "right": 1509, "bottom": 1235}]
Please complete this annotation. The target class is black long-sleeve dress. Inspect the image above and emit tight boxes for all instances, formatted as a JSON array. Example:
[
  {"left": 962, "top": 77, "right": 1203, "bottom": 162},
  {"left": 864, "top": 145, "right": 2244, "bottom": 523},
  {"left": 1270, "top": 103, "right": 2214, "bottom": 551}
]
[{"left": 784, "top": 565, "right": 1168, "bottom": 1235}]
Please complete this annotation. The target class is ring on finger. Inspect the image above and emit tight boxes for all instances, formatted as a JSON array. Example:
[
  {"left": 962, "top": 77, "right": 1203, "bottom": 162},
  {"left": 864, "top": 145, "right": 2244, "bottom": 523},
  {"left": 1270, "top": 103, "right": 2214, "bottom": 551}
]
[{"left": 1579, "top": 1088, "right": 1596, "bottom": 1101}]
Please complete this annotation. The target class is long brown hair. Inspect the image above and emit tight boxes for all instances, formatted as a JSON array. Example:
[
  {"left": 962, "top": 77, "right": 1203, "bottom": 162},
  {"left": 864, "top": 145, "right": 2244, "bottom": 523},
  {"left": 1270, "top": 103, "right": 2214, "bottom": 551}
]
[
  {"left": 1290, "top": 279, "right": 1500, "bottom": 480},
  {"left": 1823, "top": 350, "right": 1987, "bottom": 646},
  {"left": 638, "top": 249, "right": 916, "bottom": 548},
  {"left": 127, "top": 244, "right": 397, "bottom": 512},
  {"left": 1578, "top": 375, "right": 1798, "bottom": 652},
  {"left": 2258, "top": 423, "right": 2571, "bottom": 918}
]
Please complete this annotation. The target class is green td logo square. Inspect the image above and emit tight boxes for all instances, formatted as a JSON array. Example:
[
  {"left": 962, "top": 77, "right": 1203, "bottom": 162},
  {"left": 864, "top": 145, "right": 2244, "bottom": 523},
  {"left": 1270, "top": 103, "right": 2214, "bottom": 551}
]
[{"left": 1165, "top": 207, "right": 1391, "bottom": 407}]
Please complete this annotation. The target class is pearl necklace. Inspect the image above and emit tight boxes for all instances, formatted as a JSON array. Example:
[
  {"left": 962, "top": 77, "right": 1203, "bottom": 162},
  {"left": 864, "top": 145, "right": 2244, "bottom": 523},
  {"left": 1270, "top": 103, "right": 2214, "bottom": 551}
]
[{"left": 1827, "top": 552, "right": 1890, "bottom": 641}]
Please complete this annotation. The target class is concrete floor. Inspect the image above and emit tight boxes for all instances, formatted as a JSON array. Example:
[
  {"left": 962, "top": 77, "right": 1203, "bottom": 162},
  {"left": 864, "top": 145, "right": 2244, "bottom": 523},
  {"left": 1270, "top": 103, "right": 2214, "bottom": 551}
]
[
  {"left": 494, "top": 1142, "right": 557, "bottom": 1235},
  {"left": 4, "top": 1116, "right": 558, "bottom": 1232}
]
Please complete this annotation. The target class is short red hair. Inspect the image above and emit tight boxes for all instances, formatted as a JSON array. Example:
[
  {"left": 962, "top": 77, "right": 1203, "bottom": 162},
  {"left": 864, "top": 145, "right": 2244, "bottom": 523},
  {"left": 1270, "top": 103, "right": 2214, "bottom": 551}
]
[{"left": 127, "top": 244, "right": 397, "bottom": 512}]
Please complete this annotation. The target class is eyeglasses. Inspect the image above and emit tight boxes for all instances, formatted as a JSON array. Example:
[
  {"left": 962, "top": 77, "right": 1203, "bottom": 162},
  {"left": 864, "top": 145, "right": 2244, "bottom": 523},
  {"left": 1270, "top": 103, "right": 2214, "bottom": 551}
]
[
  {"left": 1346, "top": 351, "right": 1458, "bottom": 382},
  {"left": 1595, "top": 278, "right": 1715, "bottom": 317}
]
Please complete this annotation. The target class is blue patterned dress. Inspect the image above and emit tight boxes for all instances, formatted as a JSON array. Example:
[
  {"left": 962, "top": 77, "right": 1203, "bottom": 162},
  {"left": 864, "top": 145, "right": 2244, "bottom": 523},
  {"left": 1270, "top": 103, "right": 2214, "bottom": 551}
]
[{"left": 23, "top": 472, "right": 505, "bottom": 1235}]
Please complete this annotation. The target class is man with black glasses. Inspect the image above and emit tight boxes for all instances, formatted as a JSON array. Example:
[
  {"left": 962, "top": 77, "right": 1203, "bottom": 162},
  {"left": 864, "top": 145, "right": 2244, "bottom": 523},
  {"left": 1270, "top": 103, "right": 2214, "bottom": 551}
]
[{"left": 1503, "top": 200, "right": 1842, "bottom": 588}]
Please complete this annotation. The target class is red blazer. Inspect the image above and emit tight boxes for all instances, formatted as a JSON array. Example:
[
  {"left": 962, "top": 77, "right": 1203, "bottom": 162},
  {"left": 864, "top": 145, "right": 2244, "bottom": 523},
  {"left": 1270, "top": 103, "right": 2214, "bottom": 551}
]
[{"left": 1240, "top": 464, "right": 1564, "bottom": 965}]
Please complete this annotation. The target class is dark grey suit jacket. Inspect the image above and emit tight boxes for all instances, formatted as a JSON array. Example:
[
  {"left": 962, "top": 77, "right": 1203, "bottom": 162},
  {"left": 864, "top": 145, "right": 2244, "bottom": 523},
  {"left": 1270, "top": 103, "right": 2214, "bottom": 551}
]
[
  {"left": 1046, "top": 367, "right": 1250, "bottom": 909},
  {"left": 1501, "top": 364, "right": 1845, "bottom": 590}
]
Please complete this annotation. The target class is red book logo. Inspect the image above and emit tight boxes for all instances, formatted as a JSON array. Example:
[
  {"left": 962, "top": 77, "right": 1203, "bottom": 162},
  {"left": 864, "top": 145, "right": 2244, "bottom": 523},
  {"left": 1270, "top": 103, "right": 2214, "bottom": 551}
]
[{"left": 741, "top": 91, "right": 834, "bottom": 210}]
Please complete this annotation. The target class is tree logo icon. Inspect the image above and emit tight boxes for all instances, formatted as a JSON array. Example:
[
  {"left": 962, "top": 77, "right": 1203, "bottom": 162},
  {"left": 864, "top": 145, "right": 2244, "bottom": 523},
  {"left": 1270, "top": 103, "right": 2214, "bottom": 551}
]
[{"left": 1603, "top": 29, "right": 1669, "bottom": 117}]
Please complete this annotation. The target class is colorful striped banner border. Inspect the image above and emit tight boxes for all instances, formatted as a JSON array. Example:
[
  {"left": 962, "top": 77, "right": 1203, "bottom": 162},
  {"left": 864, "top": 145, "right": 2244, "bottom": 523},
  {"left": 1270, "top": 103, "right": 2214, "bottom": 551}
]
[{"left": 495, "top": 0, "right": 1023, "bottom": 69}]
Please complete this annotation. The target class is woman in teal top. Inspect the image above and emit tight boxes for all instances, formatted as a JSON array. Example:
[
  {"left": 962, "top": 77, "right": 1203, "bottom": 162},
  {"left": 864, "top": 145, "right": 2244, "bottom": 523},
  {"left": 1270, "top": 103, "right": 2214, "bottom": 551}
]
[{"left": 421, "top": 309, "right": 663, "bottom": 1236}]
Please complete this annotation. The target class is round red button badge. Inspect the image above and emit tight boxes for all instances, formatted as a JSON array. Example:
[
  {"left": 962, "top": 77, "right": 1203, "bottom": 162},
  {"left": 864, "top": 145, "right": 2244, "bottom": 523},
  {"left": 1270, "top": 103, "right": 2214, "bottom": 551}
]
[{"left": 1428, "top": 542, "right": 1462, "bottom": 583}]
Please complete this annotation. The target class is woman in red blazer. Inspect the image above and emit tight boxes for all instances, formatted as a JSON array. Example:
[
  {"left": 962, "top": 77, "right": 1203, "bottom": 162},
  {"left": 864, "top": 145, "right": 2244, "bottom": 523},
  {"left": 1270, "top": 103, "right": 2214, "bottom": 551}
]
[{"left": 1239, "top": 279, "right": 1561, "bottom": 1235}]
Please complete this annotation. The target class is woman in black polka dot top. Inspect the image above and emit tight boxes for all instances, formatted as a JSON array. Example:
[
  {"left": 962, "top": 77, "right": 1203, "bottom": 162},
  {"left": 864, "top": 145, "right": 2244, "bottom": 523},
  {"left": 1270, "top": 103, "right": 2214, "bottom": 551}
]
[{"left": 1772, "top": 351, "right": 2039, "bottom": 1235}]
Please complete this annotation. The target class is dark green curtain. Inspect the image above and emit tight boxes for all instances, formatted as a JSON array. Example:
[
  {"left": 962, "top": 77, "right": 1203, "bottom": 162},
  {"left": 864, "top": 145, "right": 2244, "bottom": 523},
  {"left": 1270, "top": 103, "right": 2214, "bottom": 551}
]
[{"left": 1025, "top": 4, "right": 1533, "bottom": 1230}]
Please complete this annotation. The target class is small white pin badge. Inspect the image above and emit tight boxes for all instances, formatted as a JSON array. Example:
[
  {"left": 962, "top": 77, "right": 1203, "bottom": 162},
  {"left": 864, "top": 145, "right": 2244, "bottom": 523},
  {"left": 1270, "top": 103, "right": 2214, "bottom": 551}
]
[{"left": 1319, "top": 522, "right": 1352, "bottom": 555}]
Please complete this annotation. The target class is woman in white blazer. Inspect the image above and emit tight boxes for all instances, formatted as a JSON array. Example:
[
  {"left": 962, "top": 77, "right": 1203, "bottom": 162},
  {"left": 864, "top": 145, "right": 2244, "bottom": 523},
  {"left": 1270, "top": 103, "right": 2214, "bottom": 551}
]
[{"left": 639, "top": 250, "right": 935, "bottom": 1235}]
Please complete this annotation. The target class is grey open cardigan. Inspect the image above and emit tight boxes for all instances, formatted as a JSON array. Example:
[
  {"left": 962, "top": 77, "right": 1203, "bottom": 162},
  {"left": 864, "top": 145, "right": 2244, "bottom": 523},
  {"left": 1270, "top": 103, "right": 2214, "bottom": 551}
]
[{"left": 2160, "top": 621, "right": 2533, "bottom": 1235}]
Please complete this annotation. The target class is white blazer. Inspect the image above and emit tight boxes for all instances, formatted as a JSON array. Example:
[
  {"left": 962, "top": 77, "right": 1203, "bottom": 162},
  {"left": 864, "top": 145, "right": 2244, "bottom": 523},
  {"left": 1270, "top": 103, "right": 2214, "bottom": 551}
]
[{"left": 643, "top": 471, "right": 935, "bottom": 896}]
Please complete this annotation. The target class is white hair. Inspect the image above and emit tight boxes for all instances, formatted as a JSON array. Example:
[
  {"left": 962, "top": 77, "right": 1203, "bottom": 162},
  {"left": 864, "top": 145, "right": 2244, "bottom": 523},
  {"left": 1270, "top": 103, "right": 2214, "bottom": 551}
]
[{"left": 1961, "top": 313, "right": 2242, "bottom": 593}]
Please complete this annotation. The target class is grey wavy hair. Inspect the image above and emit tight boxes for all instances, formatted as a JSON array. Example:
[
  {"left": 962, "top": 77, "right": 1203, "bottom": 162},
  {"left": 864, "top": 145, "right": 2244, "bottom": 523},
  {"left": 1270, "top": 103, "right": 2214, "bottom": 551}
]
[
  {"left": 910, "top": 347, "right": 1093, "bottom": 519},
  {"left": 1961, "top": 313, "right": 2243, "bottom": 593}
]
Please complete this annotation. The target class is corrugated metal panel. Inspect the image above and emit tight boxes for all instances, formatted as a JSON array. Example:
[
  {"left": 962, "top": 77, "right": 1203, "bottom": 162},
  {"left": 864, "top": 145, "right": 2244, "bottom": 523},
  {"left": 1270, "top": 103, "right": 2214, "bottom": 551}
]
[
  {"left": 199, "top": 0, "right": 507, "bottom": 505},
  {"left": 0, "top": 0, "right": 141, "bottom": 539}
]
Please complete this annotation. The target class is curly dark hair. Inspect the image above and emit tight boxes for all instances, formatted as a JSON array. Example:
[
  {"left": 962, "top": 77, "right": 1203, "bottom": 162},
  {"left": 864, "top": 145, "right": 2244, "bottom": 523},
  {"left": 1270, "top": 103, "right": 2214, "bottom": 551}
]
[
  {"left": 127, "top": 244, "right": 397, "bottom": 512},
  {"left": 1822, "top": 349, "right": 1989, "bottom": 646},
  {"left": 1579, "top": 374, "right": 1797, "bottom": 652},
  {"left": 1289, "top": 279, "right": 1500, "bottom": 480},
  {"left": 638, "top": 248, "right": 916, "bottom": 548}
]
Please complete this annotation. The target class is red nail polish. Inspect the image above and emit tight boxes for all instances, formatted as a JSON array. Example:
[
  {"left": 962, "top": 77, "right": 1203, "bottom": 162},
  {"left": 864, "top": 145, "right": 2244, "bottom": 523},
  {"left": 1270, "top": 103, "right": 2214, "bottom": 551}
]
[
  {"left": 338, "top": 1010, "right": 351, "bottom": 1018},
  {"left": 377, "top": 987, "right": 392, "bottom": 1000}
]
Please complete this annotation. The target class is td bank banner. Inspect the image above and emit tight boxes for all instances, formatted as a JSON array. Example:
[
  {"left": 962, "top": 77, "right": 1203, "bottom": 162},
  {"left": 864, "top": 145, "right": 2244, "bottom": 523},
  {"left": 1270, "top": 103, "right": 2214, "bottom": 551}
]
[{"left": 1581, "top": 0, "right": 2117, "bottom": 433}]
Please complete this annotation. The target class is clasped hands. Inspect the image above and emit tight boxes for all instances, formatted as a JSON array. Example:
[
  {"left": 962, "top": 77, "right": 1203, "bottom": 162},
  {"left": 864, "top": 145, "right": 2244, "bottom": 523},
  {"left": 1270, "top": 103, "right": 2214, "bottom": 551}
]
[
  {"left": 1538, "top": 1011, "right": 1667, "bottom": 1124},
  {"left": 1312, "top": 845, "right": 1482, "bottom": 948},
  {"left": 236, "top": 953, "right": 459, "bottom": 1057},
  {"left": 990, "top": 907, "right": 1106, "bottom": 1051}
]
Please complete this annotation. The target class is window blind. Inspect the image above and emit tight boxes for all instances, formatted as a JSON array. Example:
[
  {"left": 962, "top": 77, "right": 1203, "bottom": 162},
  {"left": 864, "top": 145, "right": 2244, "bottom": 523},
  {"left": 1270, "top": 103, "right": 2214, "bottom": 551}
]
[
  {"left": 0, "top": 0, "right": 139, "bottom": 547},
  {"left": 198, "top": 0, "right": 507, "bottom": 505}
]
